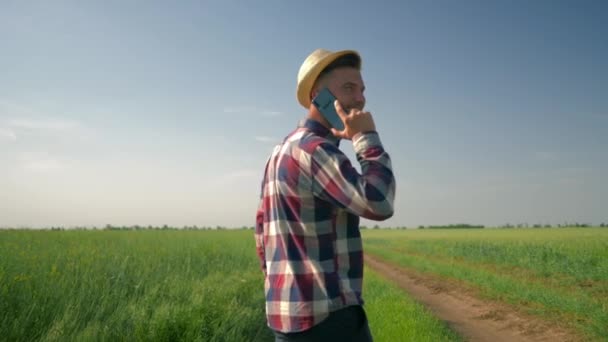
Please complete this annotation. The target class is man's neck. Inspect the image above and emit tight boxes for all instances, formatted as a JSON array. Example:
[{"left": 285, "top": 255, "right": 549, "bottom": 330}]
[{"left": 307, "top": 107, "right": 332, "bottom": 130}]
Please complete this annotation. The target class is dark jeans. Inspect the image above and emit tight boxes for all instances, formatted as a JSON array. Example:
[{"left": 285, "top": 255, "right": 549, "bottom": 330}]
[{"left": 273, "top": 305, "right": 373, "bottom": 342}]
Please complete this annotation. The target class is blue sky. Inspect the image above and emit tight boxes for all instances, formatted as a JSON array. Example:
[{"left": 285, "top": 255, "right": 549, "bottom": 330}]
[{"left": 1, "top": 0, "right": 606, "bottom": 228}]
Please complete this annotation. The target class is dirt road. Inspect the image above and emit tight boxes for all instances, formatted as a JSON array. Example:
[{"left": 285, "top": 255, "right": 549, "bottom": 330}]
[{"left": 365, "top": 254, "right": 581, "bottom": 342}]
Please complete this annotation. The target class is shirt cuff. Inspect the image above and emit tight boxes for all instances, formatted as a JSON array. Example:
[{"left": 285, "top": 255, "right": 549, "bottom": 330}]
[{"left": 353, "top": 131, "right": 382, "bottom": 153}]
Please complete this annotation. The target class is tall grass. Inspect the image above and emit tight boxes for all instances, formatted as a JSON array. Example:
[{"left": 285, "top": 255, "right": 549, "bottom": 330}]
[
  {"left": 363, "top": 228, "right": 608, "bottom": 340},
  {"left": 0, "top": 230, "right": 273, "bottom": 341}
]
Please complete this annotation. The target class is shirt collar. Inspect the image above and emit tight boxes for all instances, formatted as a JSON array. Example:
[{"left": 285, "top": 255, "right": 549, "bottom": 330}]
[{"left": 297, "top": 118, "right": 341, "bottom": 146}]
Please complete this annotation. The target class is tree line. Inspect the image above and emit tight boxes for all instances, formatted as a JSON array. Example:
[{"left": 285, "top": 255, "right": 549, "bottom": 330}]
[{"left": 2, "top": 222, "right": 607, "bottom": 230}]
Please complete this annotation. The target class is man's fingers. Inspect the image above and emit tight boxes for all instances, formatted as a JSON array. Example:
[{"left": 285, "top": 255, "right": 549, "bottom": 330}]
[
  {"left": 334, "top": 100, "right": 347, "bottom": 118},
  {"left": 330, "top": 128, "right": 346, "bottom": 138}
]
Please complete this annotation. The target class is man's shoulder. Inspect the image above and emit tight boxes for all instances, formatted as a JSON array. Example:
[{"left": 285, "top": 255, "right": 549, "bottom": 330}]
[{"left": 284, "top": 129, "right": 336, "bottom": 155}]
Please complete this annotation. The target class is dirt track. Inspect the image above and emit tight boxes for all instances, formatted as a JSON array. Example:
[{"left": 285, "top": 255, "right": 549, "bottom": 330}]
[{"left": 365, "top": 254, "right": 581, "bottom": 342}]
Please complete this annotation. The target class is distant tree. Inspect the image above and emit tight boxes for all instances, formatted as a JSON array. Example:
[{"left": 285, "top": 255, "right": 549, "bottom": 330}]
[
  {"left": 373, "top": 225, "right": 380, "bottom": 230},
  {"left": 360, "top": 225, "right": 367, "bottom": 230},
  {"left": 418, "top": 225, "right": 425, "bottom": 229}
]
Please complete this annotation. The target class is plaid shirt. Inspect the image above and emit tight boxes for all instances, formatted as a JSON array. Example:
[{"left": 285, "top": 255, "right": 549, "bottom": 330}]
[{"left": 255, "top": 118, "right": 395, "bottom": 333}]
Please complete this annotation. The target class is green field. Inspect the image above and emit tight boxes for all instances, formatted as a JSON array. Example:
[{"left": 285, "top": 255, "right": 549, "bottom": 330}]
[
  {"left": 0, "top": 230, "right": 457, "bottom": 341},
  {"left": 363, "top": 228, "right": 608, "bottom": 340}
]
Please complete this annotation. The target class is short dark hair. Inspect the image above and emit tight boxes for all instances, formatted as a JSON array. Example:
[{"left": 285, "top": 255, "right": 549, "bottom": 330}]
[{"left": 318, "top": 53, "right": 361, "bottom": 80}]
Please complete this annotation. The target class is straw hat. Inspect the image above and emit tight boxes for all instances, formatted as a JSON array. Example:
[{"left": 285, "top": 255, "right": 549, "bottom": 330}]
[{"left": 296, "top": 48, "right": 361, "bottom": 108}]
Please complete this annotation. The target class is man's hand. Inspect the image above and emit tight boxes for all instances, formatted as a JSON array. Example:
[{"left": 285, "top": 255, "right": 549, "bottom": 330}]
[{"left": 330, "top": 100, "right": 377, "bottom": 140}]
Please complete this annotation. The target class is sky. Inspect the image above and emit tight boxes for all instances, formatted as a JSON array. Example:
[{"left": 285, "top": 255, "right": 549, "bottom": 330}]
[{"left": 1, "top": 0, "right": 607, "bottom": 228}]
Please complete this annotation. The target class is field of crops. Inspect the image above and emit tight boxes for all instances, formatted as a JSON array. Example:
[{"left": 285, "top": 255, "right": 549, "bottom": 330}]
[
  {"left": 0, "top": 230, "right": 457, "bottom": 341},
  {"left": 3, "top": 228, "right": 606, "bottom": 341},
  {"left": 363, "top": 228, "right": 608, "bottom": 340}
]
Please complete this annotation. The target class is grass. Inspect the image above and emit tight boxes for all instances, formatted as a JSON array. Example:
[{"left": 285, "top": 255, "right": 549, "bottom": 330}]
[
  {"left": 363, "top": 228, "right": 608, "bottom": 341},
  {"left": 0, "top": 230, "right": 274, "bottom": 341},
  {"left": 0, "top": 229, "right": 459, "bottom": 341}
]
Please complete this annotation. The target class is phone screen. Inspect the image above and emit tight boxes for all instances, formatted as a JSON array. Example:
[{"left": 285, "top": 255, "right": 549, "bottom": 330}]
[{"left": 312, "top": 87, "right": 345, "bottom": 131}]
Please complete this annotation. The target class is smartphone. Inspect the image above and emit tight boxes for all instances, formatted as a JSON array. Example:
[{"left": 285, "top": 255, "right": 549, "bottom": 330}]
[{"left": 312, "top": 87, "right": 345, "bottom": 131}]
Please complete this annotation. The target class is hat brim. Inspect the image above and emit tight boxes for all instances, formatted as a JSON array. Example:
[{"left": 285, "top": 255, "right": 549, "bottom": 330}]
[{"left": 297, "top": 50, "right": 360, "bottom": 109}]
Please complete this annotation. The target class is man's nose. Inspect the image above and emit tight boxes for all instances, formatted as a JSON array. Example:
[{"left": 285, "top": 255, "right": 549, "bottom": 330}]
[{"left": 355, "top": 92, "right": 366, "bottom": 106}]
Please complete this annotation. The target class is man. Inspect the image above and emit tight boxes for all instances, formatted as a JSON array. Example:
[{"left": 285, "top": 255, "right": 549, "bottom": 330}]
[{"left": 255, "top": 48, "right": 395, "bottom": 341}]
